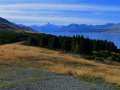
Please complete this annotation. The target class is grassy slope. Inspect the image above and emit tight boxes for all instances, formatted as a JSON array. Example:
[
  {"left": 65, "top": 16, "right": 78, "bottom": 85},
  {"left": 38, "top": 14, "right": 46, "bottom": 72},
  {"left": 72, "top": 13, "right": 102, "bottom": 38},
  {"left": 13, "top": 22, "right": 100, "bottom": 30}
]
[{"left": 0, "top": 44, "right": 120, "bottom": 86}]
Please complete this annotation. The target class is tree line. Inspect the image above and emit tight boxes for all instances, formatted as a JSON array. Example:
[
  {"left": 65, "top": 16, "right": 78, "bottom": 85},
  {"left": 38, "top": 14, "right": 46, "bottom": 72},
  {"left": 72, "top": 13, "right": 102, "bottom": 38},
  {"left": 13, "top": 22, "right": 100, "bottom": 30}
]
[
  {"left": 28, "top": 34, "right": 117, "bottom": 55},
  {"left": 0, "top": 30, "right": 118, "bottom": 55}
]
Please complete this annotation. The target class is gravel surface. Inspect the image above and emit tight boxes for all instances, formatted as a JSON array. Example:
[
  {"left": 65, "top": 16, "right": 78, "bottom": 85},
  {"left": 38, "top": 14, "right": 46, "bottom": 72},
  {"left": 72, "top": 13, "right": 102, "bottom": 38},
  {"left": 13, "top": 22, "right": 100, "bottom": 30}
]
[{"left": 0, "top": 67, "right": 117, "bottom": 90}]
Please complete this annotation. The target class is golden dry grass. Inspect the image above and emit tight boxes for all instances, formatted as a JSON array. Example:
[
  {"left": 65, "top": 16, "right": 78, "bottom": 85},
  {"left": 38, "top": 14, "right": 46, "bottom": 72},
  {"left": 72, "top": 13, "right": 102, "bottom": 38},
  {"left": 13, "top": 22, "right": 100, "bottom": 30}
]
[{"left": 0, "top": 44, "right": 120, "bottom": 85}]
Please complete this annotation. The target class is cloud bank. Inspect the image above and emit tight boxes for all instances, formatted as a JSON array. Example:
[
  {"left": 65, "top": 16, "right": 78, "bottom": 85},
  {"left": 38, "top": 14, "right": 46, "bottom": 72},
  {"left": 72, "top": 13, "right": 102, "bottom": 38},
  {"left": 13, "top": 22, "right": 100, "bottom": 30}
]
[{"left": 0, "top": 3, "right": 120, "bottom": 25}]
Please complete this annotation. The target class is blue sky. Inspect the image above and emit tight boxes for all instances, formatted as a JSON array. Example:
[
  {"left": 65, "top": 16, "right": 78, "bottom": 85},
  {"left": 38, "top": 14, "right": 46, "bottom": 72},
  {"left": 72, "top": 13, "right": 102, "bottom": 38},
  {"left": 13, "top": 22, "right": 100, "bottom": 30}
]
[{"left": 0, "top": 0, "right": 120, "bottom": 25}]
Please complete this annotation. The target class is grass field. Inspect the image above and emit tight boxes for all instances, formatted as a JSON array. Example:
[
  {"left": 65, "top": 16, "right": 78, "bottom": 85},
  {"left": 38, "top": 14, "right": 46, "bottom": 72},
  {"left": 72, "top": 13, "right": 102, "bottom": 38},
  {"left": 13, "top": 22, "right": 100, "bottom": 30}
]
[{"left": 0, "top": 44, "right": 120, "bottom": 86}]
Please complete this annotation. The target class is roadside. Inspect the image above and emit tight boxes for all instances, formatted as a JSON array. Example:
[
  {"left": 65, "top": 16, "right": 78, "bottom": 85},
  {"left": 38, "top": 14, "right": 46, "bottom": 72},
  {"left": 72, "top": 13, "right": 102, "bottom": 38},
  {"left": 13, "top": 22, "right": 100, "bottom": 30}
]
[{"left": 0, "top": 67, "right": 117, "bottom": 90}]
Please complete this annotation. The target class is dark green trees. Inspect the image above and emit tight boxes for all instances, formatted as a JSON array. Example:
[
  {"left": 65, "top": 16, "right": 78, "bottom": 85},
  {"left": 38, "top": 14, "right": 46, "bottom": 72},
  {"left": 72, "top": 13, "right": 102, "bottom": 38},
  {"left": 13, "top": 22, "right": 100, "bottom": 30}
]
[
  {"left": 49, "top": 37, "right": 60, "bottom": 49},
  {"left": 0, "top": 30, "right": 117, "bottom": 56}
]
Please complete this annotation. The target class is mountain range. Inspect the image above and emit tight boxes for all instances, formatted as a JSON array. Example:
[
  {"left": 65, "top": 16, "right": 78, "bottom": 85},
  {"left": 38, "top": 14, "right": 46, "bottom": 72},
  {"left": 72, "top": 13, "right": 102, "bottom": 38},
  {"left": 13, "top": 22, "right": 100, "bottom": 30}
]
[
  {"left": 29, "top": 23, "right": 120, "bottom": 34},
  {"left": 0, "top": 17, "right": 120, "bottom": 34}
]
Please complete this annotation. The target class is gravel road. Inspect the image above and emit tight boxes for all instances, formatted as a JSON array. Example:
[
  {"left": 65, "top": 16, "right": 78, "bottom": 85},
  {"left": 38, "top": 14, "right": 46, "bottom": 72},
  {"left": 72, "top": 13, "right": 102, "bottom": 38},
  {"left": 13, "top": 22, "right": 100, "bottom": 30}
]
[{"left": 0, "top": 67, "right": 117, "bottom": 90}]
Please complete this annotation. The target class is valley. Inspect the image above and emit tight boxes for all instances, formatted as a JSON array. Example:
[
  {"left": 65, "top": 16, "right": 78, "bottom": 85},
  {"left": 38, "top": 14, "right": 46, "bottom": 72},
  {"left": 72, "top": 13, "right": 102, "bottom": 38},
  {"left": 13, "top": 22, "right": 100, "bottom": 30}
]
[{"left": 0, "top": 17, "right": 120, "bottom": 90}]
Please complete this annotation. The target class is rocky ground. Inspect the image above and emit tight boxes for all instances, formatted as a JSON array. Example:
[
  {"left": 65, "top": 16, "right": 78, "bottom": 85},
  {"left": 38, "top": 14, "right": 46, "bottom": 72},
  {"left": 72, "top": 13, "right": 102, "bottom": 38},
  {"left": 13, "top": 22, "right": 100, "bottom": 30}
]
[{"left": 0, "top": 67, "right": 117, "bottom": 90}]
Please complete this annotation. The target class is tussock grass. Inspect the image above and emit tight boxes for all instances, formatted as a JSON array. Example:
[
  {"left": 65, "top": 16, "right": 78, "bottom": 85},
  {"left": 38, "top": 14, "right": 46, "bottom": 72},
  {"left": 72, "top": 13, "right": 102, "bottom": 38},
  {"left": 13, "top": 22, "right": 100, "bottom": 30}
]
[
  {"left": 0, "top": 44, "right": 120, "bottom": 85},
  {"left": 49, "top": 64, "right": 76, "bottom": 75}
]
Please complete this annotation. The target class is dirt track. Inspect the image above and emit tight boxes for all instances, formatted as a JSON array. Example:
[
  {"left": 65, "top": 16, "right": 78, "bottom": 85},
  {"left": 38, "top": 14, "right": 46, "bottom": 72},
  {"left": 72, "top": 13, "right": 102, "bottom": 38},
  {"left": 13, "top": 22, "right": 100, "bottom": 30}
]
[{"left": 0, "top": 67, "right": 116, "bottom": 90}]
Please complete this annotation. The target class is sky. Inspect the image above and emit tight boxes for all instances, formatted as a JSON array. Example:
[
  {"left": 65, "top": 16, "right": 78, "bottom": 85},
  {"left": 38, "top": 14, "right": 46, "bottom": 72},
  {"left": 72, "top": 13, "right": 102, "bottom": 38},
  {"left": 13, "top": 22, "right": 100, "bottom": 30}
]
[{"left": 0, "top": 0, "right": 120, "bottom": 25}]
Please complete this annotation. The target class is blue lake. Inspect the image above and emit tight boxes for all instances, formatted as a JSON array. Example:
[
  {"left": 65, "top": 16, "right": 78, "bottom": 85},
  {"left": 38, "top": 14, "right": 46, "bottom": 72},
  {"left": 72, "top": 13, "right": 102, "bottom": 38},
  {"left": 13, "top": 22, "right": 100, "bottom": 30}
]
[{"left": 47, "top": 32, "right": 120, "bottom": 49}]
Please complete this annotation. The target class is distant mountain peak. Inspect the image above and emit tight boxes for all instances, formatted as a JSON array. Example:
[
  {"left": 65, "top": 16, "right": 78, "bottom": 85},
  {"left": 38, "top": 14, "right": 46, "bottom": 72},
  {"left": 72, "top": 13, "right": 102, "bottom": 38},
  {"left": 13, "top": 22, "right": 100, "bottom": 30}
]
[{"left": 46, "top": 22, "right": 52, "bottom": 25}]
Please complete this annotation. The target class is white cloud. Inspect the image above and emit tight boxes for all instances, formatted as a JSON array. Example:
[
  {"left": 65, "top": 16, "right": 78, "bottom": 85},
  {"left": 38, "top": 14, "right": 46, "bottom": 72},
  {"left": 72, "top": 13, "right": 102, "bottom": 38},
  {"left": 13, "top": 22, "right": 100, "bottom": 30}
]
[
  {"left": 0, "top": 15, "right": 108, "bottom": 25},
  {"left": 0, "top": 3, "right": 120, "bottom": 11}
]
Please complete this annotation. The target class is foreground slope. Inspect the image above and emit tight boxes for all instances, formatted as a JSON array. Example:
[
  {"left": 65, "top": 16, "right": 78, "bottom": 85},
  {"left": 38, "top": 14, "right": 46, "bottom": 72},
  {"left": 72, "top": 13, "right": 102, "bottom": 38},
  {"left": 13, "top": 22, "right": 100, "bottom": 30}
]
[{"left": 0, "top": 44, "right": 120, "bottom": 90}]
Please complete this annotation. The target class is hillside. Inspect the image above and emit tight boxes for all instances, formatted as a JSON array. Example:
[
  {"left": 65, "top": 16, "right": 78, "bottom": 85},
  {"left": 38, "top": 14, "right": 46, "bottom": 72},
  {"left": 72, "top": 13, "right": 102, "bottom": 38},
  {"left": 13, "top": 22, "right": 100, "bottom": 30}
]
[
  {"left": 0, "top": 17, "right": 36, "bottom": 33},
  {"left": 0, "top": 44, "right": 120, "bottom": 87}
]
